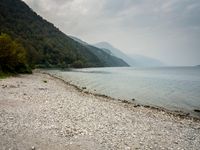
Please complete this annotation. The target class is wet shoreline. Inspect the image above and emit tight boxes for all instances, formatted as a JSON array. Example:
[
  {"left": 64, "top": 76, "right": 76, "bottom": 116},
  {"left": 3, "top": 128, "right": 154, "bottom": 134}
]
[{"left": 42, "top": 70, "right": 200, "bottom": 121}]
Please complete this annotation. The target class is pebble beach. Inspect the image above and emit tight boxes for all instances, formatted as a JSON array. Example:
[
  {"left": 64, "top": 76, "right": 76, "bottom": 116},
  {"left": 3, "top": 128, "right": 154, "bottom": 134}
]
[{"left": 0, "top": 72, "right": 200, "bottom": 150}]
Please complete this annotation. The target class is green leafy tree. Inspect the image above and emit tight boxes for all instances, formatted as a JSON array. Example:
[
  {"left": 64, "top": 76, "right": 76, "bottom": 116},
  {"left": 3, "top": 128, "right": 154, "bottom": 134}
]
[
  {"left": 0, "top": 33, "right": 31, "bottom": 73},
  {"left": 72, "top": 60, "right": 85, "bottom": 68}
]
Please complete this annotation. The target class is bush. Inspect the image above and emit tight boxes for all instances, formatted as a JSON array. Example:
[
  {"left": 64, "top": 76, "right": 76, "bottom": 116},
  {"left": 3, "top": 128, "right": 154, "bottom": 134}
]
[
  {"left": 72, "top": 60, "right": 84, "bottom": 68},
  {"left": 0, "top": 33, "right": 31, "bottom": 74}
]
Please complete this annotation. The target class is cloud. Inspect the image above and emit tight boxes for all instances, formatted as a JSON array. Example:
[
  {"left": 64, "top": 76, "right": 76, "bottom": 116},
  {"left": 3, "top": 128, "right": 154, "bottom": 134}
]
[{"left": 22, "top": 0, "right": 200, "bottom": 66}]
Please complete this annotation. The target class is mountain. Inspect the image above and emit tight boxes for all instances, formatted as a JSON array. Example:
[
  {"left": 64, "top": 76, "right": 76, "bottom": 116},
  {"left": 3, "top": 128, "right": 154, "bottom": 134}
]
[
  {"left": 94, "top": 42, "right": 164, "bottom": 67},
  {"left": 69, "top": 36, "right": 129, "bottom": 67},
  {"left": 94, "top": 42, "right": 135, "bottom": 66},
  {"left": 69, "top": 35, "right": 89, "bottom": 46},
  {"left": 128, "top": 54, "right": 164, "bottom": 67},
  {"left": 0, "top": 0, "right": 128, "bottom": 68}
]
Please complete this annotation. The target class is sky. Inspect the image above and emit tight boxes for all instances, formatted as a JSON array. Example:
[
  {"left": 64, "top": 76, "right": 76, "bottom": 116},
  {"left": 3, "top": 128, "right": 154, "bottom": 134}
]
[{"left": 22, "top": 0, "right": 200, "bottom": 66}]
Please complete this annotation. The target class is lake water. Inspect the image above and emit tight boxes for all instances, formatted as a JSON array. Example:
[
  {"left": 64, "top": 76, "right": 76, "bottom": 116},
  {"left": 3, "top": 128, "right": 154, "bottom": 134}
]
[{"left": 48, "top": 67, "right": 200, "bottom": 117}]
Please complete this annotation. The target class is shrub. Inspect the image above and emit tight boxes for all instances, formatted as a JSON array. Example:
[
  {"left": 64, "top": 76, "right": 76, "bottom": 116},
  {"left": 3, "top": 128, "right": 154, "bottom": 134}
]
[
  {"left": 72, "top": 60, "right": 84, "bottom": 68},
  {"left": 0, "top": 33, "right": 31, "bottom": 74}
]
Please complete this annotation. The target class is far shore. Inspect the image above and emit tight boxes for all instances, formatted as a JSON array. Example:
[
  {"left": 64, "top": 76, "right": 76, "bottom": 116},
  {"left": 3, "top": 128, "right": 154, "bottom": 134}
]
[{"left": 0, "top": 72, "right": 200, "bottom": 149}]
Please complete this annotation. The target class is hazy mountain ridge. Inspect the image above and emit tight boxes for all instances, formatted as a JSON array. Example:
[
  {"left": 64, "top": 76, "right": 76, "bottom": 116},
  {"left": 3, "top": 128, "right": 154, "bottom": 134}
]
[
  {"left": 128, "top": 54, "right": 164, "bottom": 67},
  {"left": 94, "top": 42, "right": 164, "bottom": 67},
  {"left": 69, "top": 35, "right": 89, "bottom": 46},
  {"left": 0, "top": 0, "right": 128, "bottom": 68},
  {"left": 94, "top": 42, "right": 135, "bottom": 66},
  {"left": 70, "top": 36, "right": 129, "bottom": 67}
]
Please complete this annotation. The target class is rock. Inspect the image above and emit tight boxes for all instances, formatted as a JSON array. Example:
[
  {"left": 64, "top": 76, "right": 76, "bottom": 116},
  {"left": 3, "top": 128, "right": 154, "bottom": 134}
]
[
  {"left": 31, "top": 146, "right": 35, "bottom": 150},
  {"left": 82, "top": 87, "right": 87, "bottom": 90},
  {"left": 194, "top": 109, "right": 200, "bottom": 113},
  {"left": 9, "top": 85, "right": 17, "bottom": 88},
  {"left": 84, "top": 91, "right": 89, "bottom": 94},
  {"left": 133, "top": 104, "right": 140, "bottom": 107},
  {"left": 2, "top": 84, "right": 7, "bottom": 88},
  {"left": 174, "top": 141, "right": 178, "bottom": 144},
  {"left": 38, "top": 88, "right": 47, "bottom": 90},
  {"left": 121, "top": 100, "right": 131, "bottom": 104},
  {"left": 144, "top": 105, "right": 150, "bottom": 108},
  {"left": 9, "top": 116, "right": 14, "bottom": 120},
  {"left": 43, "top": 80, "right": 47, "bottom": 83},
  {"left": 132, "top": 98, "right": 135, "bottom": 101}
]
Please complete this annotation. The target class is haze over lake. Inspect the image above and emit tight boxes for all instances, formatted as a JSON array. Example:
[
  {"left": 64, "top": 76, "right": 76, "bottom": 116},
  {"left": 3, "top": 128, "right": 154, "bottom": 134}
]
[{"left": 49, "top": 66, "right": 200, "bottom": 117}]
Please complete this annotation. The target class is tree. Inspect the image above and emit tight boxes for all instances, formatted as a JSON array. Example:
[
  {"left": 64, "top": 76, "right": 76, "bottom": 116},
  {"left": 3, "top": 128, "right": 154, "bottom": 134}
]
[
  {"left": 72, "top": 60, "right": 85, "bottom": 68},
  {"left": 0, "top": 33, "right": 31, "bottom": 73}
]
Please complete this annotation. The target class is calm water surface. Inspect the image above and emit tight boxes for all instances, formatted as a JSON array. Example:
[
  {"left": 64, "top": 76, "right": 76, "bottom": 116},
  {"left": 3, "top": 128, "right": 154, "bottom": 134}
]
[{"left": 48, "top": 67, "right": 200, "bottom": 117}]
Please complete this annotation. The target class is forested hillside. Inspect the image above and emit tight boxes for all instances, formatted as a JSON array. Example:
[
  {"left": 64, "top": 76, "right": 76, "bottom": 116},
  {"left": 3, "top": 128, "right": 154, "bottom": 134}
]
[
  {"left": 70, "top": 36, "right": 129, "bottom": 67},
  {"left": 0, "top": 0, "right": 128, "bottom": 70}
]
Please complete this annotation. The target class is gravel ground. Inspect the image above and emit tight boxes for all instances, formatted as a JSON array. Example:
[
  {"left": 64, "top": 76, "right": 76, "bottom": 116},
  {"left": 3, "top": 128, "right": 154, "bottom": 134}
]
[{"left": 0, "top": 73, "right": 200, "bottom": 150}]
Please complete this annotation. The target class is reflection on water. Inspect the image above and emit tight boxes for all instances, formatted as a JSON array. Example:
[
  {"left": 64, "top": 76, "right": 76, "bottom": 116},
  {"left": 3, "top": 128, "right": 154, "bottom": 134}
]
[{"left": 48, "top": 67, "right": 200, "bottom": 117}]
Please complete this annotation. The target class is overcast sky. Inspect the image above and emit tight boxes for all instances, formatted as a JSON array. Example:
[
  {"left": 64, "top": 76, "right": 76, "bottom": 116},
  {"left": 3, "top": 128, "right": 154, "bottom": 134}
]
[{"left": 22, "top": 0, "right": 200, "bottom": 66}]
